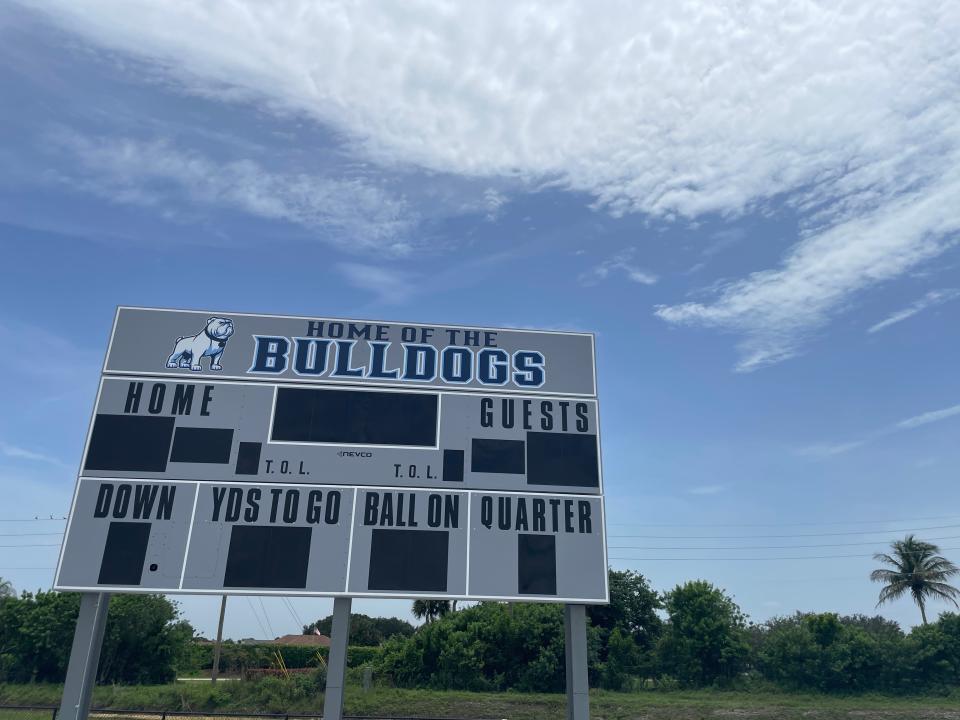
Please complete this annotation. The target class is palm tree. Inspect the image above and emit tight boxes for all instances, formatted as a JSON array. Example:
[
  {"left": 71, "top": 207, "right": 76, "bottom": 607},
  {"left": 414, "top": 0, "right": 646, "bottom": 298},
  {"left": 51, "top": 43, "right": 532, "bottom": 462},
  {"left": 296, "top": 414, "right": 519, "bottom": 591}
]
[
  {"left": 411, "top": 599, "right": 451, "bottom": 624},
  {"left": 871, "top": 535, "right": 960, "bottom": 624},
  {"left": 0, "top": 577, "right": 14, "bottom": 598}
]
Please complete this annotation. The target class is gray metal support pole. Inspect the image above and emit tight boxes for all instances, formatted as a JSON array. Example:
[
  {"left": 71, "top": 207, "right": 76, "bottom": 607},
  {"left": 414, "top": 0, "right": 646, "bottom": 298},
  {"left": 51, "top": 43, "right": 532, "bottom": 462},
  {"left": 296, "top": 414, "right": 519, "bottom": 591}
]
[
  {"left": 322, "top": 597, "right": 352, "bottom": 720},
  {"left": 564, "top": 603, "right": 589, "bottom": 720},
  {"left": 211, "top": 595, "right": 228, "bottom": 682},
  {"left": 59, "top": 593, "right": 111, "bottom": 720}
]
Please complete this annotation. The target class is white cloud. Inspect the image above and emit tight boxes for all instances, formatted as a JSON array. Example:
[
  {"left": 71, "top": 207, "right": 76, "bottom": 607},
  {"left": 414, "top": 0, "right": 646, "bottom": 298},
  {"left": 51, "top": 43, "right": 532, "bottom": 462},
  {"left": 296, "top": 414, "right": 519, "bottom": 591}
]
[
  {"left": 336, "top": 263, "right": 414, "bottom": 304},
  {"left": 0, "top": 319, "right": 99, "bottom": 383},
  {"left": 19, "top": 0, "right": 960, "bottom": 366},
  {"left": 483, "top": 189, "right": 508, "bottom": 222},
  {"left": 796, "top": 441, "right": 866, "bottom": 459},
  {"left": 580, "top": 249, "right": 657, "bottom": 287},
  {"left": 50, "top": 131, "right": 416, "bottom": 254},
  {"left": 686, "top": 484, "right": 725, "bottom": 496},
  {"left": 897, "top": 403, "right": 960, "bottom": 430},
  {"left": 868, "top": 289, "right": 960, "bottom": 333},
  {"left": 800, "top": 402, "right": 960, "bottom": 458},
  {"left": 655, "top": 176, "right": 960, "bottom": 371},
  {"left": 0, "top": 442, "right": 67, "bottom": 467}
]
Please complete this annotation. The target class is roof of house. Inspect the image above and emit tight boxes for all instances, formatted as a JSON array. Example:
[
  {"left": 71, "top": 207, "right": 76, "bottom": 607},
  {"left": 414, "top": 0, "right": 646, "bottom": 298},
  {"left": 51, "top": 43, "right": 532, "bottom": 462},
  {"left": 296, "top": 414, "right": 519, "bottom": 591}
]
[{"left": 269, "top": 633, "right": 331, "bottom": 647}]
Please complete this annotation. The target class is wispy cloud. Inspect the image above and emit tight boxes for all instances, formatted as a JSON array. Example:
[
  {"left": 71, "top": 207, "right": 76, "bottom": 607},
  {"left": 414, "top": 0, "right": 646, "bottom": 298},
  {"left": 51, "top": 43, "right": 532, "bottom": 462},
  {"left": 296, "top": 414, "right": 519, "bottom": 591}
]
[
  {"left": 686, "top": 484, "right": 725, "bottom": 496},
  {"left": 801, "top": 402, "right": 960, "bottom": 458},
  {"left": 0, "top": 319, "right": 99, "bottom": 383},
  {"left": 868, "top": 289, "right": 960, "bottom": 333},
  {"left": 580, "top": 249, "right": 657, "bottom": 287},
  {"left": 49, "top": 131, "right": 417, "bottom": 254},
  {"left": 897, "top": 404, "right": 960, "bottom": 430},
  {"left": 656, "top": 175, "right": 960, "bottom": 371},
  {"left": 796, "top": 441, "right": 866, "bottom": 459},
  {"left": 685, "top": 228, "right": 748, "bottom": 275},
  {"left": 336, "top": 263, "right": 415, "bottom": 304},
  {"left": 21, "top": 1, "right": 960, "bottom": 368},
  {"left": 0, "top": 442, "right": 68, "bottom": 468},
  {"left": 483, "top": 189, "right": 507, "bottom": 222}
]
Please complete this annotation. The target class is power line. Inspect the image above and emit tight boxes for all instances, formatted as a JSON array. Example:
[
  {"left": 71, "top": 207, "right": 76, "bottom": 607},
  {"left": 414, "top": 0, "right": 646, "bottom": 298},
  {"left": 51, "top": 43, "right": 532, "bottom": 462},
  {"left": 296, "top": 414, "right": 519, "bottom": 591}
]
[
  {"left": 609, "top": 533, "right": 960, "bottom": 551},
  {"left": 246, "top": 597, "right": 271, "bottom": 640},
  {"left": 281, "top": 597, "right": 304, "bottom": 630},
  {"left": 608, "top": 513, "right": 960, "bottom": 528},
  {"left": 0, "top": 517, "right": 66, "bottom": 523},
  {"left": 259, "top": 597, "right": 276, "bottom": 638},
  {"left": 609, "top": 546, "right": 960, "bottom": 562},
  {"left": 0, "top": 544, "right": 60, "bottom": 548},
  {"left": 0, "top": 532, "right": 63, "bottom": 537},
  {"left": 609, "top": 523, "right": 960, "bottom": 540},
  {"left": 0, "top": 567, "right": 54, "bottom": 570}
]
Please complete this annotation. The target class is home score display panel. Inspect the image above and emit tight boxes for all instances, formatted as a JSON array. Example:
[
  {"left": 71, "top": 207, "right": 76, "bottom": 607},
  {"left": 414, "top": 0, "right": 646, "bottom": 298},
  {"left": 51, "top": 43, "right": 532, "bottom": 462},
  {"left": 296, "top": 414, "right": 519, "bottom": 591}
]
[{"left": 55, "top": 307, "right": 608, "bottom": 603}]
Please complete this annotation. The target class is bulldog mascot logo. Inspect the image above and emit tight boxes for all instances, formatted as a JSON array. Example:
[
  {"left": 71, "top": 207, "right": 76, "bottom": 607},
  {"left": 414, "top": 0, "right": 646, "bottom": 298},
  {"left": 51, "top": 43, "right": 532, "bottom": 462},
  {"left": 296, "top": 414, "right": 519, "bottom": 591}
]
[{"left": 166, "top": 317, "right": 235, "bottom": 371}]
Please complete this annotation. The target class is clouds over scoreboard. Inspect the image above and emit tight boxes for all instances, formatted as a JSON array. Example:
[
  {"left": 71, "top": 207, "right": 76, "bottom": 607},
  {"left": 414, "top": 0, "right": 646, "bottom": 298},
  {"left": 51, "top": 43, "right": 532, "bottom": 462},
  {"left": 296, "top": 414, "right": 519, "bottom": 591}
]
[{"left": 56, "top": 308, "right": 608, "bottom": 603}]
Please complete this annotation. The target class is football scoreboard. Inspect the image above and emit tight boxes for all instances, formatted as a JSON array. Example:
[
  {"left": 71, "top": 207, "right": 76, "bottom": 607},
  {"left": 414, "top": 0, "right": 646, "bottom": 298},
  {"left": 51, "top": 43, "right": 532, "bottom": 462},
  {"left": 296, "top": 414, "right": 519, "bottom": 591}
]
[{"left": 55, "top": 307, "right": 608, "bottom": 603}]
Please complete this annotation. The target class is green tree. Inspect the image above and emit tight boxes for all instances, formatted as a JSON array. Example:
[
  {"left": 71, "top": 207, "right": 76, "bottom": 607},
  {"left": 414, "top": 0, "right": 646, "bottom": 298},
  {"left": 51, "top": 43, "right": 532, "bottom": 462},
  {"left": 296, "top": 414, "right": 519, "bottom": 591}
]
[
  {"left": 378, "top": 601, "right": 584, "bottom": 692},
  {"left": 0, "top": 591, "right": 193, "bottom": 684},
  {"left": 0, "top": 577, "right": 13, "bottom": 598},
  {"left": 411, "top": 599, "right": 451, "bottom": 625},
  {"left": 0, "top": 588, "right": 79, "bottom": 682},
  {"left": 302, "top": 613, "right": 414, "bottom": 645},
  {"left": 588, "top": 569, "right": 662, "bottom": 650},
  {"left": 757, "top": 612, "right": 887, "bottom": 692},
  {"left": 657, "top": 580, "right": 751, "bottom": 687},
  {"left": 871, "top": 535, "right": 960, "bottom": 624},
  {"left": 98, "top": 594, "right": 195, "bottom": 683},
  {"left": 837, "top": 613, "right": 904, "bottom": 643},
  {"left": 896, "top": 612, "right": 960, "bottom": 692},
  {"left": 600, "top": 627, "right": 641, "bottom": 690}
]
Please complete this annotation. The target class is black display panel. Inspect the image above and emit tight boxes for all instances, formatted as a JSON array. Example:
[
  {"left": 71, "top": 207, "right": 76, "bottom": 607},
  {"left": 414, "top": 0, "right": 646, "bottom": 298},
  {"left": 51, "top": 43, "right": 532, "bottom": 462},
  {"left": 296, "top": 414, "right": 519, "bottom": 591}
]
[
  {"left": 85, "top": 414, "right": 175, "bottom": 473},
  {"left": 471, "top": 438, "right": 525, "bottom": 474},
  {"left": 368, "top": 529, "right": 449, "bottom": 591},
  {"left": 525, "top": 432, "right": 599, "bottom": 487},
  {"left": 224, "top": 526, "right": 312, "bottom": 588},
  {"left": 442, "top": 449, "right": 464, "bottom": 482},
  {"left": 235, "top": 442, "right": 262, "bottom": 475},
  {"left": 98, "top": 521, "right": 151, "bottom": 585},
  {"left": 271, "top": 388, "right": 438, "bottom": 447},
  {"left": 517, "top": 533, "right": 557, "bottom": 595},
  {"left": 170, "top": 427, "right": 234, "bottom": 464}
]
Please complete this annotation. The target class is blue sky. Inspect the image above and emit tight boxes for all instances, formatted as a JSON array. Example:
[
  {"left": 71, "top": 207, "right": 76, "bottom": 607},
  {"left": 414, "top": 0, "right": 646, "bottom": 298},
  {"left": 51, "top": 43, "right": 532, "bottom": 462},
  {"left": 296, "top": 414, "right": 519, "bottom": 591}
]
[{"left": 2, "top": 1, "right": 960, "bottom": 639}]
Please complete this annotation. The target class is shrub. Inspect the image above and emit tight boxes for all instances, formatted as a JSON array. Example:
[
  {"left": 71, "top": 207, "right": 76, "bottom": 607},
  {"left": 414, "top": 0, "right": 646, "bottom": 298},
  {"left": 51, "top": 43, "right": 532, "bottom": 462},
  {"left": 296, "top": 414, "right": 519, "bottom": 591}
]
[
  {"left": 757, "top": 613, "right": 888, "bottom": 692},
  {"left": 600, "top": 628, "right": 641, "bottom": 690},
  {"left": 657, "top": 581, "right": 751, "bottom": 687}
]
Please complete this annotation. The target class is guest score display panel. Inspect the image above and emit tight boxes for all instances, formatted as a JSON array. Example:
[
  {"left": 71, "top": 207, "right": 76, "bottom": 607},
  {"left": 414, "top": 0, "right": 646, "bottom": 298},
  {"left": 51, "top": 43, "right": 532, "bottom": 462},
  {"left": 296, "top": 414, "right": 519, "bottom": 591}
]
[{"left": 56, "top": 307, "right": 608, "bottom": 603}]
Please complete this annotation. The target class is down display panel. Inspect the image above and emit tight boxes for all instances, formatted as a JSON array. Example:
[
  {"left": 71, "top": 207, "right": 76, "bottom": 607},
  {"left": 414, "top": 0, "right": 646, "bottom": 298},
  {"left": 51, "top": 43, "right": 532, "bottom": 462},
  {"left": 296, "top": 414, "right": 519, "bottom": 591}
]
[{"left": 80, "top": 377, "right": 602, "bottom": 495}]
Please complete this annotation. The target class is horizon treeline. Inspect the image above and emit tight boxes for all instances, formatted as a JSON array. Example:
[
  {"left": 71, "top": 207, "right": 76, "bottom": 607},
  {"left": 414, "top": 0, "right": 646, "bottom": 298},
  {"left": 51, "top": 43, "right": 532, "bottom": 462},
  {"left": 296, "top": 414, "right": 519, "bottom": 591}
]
[{"left": 2, "top": 571, "right": 960, "bottom": 694}]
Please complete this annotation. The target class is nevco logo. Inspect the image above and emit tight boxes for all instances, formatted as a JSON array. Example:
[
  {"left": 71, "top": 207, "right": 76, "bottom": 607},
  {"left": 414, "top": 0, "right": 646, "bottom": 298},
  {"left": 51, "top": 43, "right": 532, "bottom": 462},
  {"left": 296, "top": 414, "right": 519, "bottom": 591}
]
[{"left": 338, "top": 450, "right": 373, "bottom": 458}]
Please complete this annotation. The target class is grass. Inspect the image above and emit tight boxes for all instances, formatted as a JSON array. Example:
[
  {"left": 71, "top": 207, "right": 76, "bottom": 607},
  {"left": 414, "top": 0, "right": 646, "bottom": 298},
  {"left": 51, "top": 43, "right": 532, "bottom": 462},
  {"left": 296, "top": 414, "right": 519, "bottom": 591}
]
[{"left": 3, "top": 682, "right": 960, "bottom": 720}]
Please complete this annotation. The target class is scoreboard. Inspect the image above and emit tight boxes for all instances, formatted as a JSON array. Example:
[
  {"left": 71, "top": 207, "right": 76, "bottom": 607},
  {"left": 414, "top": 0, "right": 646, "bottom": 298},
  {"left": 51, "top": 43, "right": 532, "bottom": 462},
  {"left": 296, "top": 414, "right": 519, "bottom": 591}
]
[{"left": 55, "top": 308, "right": 608, "bottom": 603}]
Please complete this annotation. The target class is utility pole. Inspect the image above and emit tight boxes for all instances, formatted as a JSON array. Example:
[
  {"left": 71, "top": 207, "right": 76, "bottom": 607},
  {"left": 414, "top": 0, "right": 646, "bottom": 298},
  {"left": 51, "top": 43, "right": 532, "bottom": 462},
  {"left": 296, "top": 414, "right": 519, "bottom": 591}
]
[{"left": 211, "top": 595, "right": 227, "bottom": 683}]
